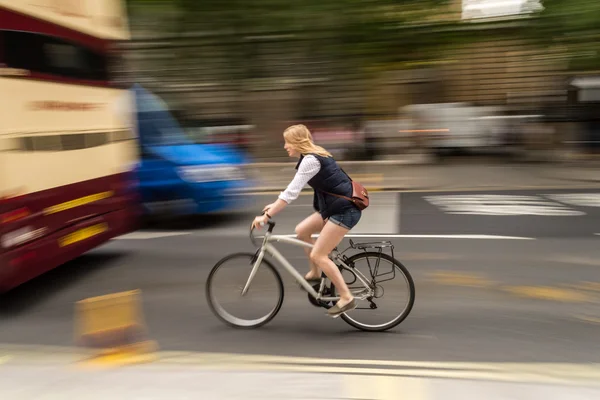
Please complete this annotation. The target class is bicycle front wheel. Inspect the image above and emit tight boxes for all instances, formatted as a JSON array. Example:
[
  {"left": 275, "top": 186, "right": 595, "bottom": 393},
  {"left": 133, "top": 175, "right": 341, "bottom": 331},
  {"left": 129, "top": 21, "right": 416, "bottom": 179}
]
[
  {"left": 206, "top": 252, "right": 284, "bottom": 329},
  {"left": 332, "top": 252, "right": 415, "bottom": 332}
]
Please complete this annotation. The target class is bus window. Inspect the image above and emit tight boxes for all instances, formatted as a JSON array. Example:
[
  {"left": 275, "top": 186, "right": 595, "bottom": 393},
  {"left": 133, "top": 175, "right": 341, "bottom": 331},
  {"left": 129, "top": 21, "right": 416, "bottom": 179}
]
[{"left": 1, "top": 30, "right": 108, "bottom": 82}]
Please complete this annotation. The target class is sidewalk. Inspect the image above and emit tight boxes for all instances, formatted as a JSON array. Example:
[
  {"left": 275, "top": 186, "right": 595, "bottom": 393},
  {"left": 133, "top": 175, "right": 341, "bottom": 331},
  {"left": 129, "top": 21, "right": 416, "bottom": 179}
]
[
  {"left": 2, "top": 365, "right": 600, "bottom": 399},
  {"left": 1, "top": 346, "right": 600, "bottom": 399},
  {"left": 243, "top": 157, "right": 600, "bottom": 193}
]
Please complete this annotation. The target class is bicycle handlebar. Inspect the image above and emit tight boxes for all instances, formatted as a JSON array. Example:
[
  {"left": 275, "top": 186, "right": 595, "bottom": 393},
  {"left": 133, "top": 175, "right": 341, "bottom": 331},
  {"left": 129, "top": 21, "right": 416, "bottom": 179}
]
[{"left": 249, "top": 212, "right": 276, "bottom": 247}]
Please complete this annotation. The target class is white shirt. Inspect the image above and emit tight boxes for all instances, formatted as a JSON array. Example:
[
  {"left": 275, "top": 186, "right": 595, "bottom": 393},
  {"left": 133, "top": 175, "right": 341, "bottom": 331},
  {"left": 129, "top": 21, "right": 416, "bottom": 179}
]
[{"left": 278, "top": 155, "right": 321, "bottom": 204}]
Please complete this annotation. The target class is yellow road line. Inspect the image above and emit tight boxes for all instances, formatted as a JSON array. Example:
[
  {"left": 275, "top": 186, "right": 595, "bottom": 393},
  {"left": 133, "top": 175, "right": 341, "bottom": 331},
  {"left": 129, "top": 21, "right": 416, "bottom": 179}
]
[
  {"left": 426, "top": 273, "right": 599, "bottom": 304},
  {"left": 0, "top": 344, "right": 569, "bottom": 373},
  {"left": 502, "top": 286, "right": 592, "bottom": 303},
  {"left": 427, "top": 271, "right": 497, "bottom": 288},
  {"left": 575, "top": 315, "right": 600, "bottom": 325},
  {"left": 0, "top": 355, "right": 12, "bottom": 364},
  {"left": 1, "top": 345, "right": 600, "bottom": 385},
  {"left": 142, "top": 362, "right": 599, "bottom": 386}
]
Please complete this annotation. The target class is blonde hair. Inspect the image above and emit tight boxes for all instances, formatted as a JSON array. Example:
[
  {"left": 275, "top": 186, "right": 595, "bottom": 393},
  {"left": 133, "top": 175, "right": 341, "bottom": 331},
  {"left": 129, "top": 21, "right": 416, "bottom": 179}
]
[{"left": 283, "top": 124, "right": 332, "bottom": 158}]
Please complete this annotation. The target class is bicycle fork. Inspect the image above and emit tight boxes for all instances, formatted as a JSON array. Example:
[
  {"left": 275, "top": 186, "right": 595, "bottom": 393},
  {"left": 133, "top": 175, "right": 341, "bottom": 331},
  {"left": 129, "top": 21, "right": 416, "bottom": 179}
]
[{"left": 241, "top": 248, "right": 266, "bottom": 296}]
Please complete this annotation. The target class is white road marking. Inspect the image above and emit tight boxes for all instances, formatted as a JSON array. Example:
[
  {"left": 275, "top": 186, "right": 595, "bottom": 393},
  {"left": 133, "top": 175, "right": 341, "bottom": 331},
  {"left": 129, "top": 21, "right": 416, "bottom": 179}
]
[
  {"left": 398, "top": 192, "right": 402, "bottom": 233},
  {"left": 0, "top": 345, "right": 599, "bottom": 386},
  {"left": 150, "top": 357, "right": 600, "bottom": 385},
  {"left": 246, "top": 185, "right": 600, "bottom": 195},
  {"left": 352, "top": 192, "right": 399, "bottom": 234},
  {"left": 281, "top": 234, "right": 534, "bottom": 240},
  {"left": 115, "top": 231, "right": 192, "bottom": 240},
  {"left": 546, "top": 193, "right": 600, "bottom": 208},
  {"left": 112, "top": 230, "right": 534, "bottom": 240},
  {"left": 424, "top": 194, "right": 584, "bottom": 216}
]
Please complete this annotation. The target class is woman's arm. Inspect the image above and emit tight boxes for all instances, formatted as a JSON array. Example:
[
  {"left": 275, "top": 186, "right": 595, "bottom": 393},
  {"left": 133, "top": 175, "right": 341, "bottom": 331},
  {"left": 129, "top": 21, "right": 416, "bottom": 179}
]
[
  {"left": 262, "top": 155, "right": 321, "bottom": 220},
  {"left": 262, "top": 198, "right": 288, "bottom": 219}
]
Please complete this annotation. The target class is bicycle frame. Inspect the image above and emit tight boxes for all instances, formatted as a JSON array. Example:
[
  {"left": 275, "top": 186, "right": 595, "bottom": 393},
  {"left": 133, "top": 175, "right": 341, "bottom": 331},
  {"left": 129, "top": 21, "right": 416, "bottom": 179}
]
[{"left": 243, "top": 229, "right": 374, "bottom": 301}]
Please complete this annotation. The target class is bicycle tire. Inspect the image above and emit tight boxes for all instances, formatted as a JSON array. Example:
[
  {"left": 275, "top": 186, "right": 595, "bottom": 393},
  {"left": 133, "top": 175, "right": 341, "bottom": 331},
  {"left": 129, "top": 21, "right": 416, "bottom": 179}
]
[
  {"left": 332, "top": 252, "right": 415, "bottom": 332},
  {"left": 206, "top": 252, "right": 284, "bottom": 329}
]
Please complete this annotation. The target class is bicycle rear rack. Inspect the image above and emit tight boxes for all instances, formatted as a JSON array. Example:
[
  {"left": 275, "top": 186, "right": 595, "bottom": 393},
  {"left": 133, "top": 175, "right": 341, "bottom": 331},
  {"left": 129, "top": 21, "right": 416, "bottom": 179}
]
[
  {"left": 335, "top": 239, "right": 398, "bottom": 287},
  {"left": 348, "top": 239, "right": 393, "bottom": 250},
  {"left": 347, "top": 238, "right": 395, "bottom": 264}
]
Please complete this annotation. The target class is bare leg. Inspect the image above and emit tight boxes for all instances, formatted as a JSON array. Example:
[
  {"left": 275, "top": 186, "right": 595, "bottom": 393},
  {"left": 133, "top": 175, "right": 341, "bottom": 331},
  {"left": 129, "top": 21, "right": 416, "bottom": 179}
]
[
  {"left": 295, "top": 212, "right": 325, "bottom": 280},
  {"left": 310, "top": 221, "right": 354, "bottom": 307}
]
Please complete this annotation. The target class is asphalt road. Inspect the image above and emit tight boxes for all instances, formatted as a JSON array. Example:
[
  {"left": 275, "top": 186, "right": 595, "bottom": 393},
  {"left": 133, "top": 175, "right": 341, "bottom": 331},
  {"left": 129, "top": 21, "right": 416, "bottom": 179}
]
[
  {"left": 1, "top": 189, "right": 600, "bottom": 364},
  {"left": 400, "top": 188, "right": 600, "bottom": 238}
]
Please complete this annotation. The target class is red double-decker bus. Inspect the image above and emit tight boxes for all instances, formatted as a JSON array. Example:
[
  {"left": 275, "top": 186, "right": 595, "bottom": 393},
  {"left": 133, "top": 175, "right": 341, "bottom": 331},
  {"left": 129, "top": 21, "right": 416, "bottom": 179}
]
[{"left": 0, "top": 0, "right": 140, "bottom": 292}]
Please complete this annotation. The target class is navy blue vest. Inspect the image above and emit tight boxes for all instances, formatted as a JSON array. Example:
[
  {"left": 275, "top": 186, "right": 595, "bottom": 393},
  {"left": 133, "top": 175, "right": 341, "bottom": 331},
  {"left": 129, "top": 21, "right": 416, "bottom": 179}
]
[{"left": 295, "top": 154, "right": 354, "bottom": 219}]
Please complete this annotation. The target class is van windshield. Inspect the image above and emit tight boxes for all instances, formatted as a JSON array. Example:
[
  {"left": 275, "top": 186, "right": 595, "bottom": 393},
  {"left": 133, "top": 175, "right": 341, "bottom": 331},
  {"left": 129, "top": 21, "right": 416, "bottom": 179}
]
[{"left": 133, "top": 85, "right": 192, "bottom": 146}]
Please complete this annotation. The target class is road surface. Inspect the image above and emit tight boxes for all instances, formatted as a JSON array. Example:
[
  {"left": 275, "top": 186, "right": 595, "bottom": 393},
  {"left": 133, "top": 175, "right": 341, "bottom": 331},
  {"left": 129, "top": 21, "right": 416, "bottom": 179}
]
[{"left": 1, "top": 189, "right": 600, "bottom": 365}]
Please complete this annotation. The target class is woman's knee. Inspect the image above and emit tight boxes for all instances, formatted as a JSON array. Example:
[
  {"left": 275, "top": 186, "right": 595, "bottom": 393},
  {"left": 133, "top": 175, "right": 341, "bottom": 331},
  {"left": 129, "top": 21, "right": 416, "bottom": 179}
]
[
  {"left": 295, "top": 224, "right": 311, "bottom": 240},
  {"left": 309, "top": 249, "right": 327, "bottom": 265}
]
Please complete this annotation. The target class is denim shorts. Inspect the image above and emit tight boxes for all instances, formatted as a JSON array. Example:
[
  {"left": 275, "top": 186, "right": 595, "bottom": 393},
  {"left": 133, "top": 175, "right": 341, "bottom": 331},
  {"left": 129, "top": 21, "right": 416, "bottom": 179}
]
[{"left": 328, "top": 207, "right": 362, "bottom": 230}]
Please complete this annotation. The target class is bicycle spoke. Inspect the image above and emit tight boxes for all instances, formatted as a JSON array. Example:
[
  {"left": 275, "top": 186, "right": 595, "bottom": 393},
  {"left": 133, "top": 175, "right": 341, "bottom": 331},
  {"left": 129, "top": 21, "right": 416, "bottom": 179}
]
[
  {"left": 331, "top": 252, "right": 415, "bottom": 332},
  {"left": 206, "top": 253, "right": 284, "bottom": 329}
]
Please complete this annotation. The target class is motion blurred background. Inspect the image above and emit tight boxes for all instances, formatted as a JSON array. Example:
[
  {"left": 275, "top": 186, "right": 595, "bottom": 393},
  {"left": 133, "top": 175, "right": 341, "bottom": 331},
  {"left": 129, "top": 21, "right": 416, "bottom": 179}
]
[
  {"left": 2, "top": 2, "right": 600, "bottom": 397},
  {"left": 121, "top": 0, "right": 600, "bottom": 164}
]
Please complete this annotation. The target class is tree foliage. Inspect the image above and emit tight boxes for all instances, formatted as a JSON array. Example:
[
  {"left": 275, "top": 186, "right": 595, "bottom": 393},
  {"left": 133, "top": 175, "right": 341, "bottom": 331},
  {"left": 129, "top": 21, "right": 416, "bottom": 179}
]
[
  {"left": 531, "top": 0, "right": 600, "bottom": 71},
  {"left": 127, "top": 0, "right": 455, "bottom": 79}
]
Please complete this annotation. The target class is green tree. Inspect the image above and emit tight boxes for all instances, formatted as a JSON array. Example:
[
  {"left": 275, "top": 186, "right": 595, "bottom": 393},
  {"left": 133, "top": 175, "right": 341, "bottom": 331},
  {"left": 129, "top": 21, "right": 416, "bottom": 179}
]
[
  {"left": 127, "top": 0, "right": 455, "bottom": 80},
  {"left": 531, "top": 0, "right": 600, "bottom": 71}
]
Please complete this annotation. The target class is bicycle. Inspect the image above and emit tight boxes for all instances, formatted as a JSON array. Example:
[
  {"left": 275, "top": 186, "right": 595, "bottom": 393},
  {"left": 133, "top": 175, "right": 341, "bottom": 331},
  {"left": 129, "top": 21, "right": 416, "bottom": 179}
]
[{"left": 206, "top": 218, "right": 415, "bottom": 332}]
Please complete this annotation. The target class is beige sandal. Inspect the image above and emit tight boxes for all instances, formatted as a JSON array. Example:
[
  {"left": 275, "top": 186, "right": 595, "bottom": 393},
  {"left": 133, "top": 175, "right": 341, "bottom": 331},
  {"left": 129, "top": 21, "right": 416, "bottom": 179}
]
[{"left": 326, "top": 299, "right": 357, "bottom": 318}]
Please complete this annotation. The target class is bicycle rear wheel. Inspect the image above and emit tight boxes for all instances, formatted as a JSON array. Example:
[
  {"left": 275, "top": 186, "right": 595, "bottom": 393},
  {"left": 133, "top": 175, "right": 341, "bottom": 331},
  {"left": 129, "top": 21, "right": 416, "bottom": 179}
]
[
  {"left": 331, "top": 252, "right": 415, "bottom": 332},
  {"left": 206, "top": 252, "right": 284, "bottom": 329}
]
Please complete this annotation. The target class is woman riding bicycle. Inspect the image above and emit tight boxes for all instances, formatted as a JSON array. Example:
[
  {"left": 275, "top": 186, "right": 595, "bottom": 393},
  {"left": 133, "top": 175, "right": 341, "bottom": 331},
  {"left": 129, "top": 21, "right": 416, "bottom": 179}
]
[{"left": 252, "top": 124, "right": 361, "bottom": 317}]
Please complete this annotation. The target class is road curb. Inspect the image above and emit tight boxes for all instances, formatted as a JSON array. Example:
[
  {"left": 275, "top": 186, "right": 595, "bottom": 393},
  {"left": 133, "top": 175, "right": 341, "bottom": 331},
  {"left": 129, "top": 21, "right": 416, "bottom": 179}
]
[
  {"left": 2, "top": 345, "right": 600, "bottom": 387},
  {"left": 1, "top": 344, "right": 600, "bottom": 385}
]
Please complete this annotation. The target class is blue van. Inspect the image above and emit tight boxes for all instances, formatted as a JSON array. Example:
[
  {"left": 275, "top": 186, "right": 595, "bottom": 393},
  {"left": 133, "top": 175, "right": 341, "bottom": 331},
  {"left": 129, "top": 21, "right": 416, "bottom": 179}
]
[{"left": 131, "top": 84, "right": 253, "bottom": 215}]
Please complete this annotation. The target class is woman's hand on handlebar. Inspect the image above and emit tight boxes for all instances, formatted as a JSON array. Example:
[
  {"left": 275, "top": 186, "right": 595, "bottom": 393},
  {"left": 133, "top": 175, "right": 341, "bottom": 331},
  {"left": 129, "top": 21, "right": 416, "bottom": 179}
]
[
  {"left": 262, "top": 203, "right": 275, "bottom": 213},
  {"left": 251, "top": 214, "right": 270, "bottom": 230}
]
